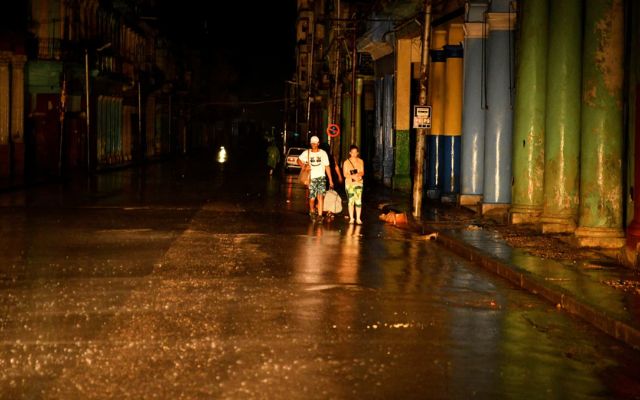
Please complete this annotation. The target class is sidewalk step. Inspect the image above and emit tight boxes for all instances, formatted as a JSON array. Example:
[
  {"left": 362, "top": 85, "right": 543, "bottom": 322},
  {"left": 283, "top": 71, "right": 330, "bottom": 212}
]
[{"left": 433, "top": 227, "right": 640, "bottom": 350}]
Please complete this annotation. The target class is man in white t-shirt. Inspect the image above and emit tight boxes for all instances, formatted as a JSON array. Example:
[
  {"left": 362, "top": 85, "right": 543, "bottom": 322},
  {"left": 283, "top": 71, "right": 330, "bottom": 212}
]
[{"left": 297, "top": 136, "right": 334, "bottom": 220}]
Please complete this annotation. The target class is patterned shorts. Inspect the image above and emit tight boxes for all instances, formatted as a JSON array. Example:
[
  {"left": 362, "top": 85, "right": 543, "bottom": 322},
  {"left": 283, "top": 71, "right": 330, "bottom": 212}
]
[
  {"left": 346, "top": 183, "right": 363, "bottom": 207},
  {"left": 309, "top": 177, "right": 327, "bottom": 199}
]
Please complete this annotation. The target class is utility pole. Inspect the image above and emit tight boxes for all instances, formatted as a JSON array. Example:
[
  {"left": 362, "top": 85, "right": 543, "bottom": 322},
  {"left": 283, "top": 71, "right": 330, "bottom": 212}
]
[
  {"left": 59, "top": 73, "right": 67, "bottom": 177},
  {"left": 306, "top": 28, "right": 315, "bottom": 142},
  {"left": 412, "top": 0, "right": 432, "bottom": 218},
  {"left": 283, "top": 81, "right": 288, "bottom": 156},
  {"left": 85, "top": 49, "right": 91, "bottom": 173},
  {"left": 137, "top": 80, "right": 142, "bottom": 162},
  {"left": 330, "top": 34, "right": 341, "bottom": 152},
  {"left": 350, "top": 21, "right": 357, "bottom": 145}
]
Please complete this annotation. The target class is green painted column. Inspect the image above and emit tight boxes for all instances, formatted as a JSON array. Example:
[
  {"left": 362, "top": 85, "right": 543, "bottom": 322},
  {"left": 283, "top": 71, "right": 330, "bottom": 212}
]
[
  {"left": 510, "top": 0, "right": 549, "bottom": 224},
  {"left": 575, "top": 0, "right": 625, "bottom": 248},
  {"left": 540, "top": 0, "right": 583, "bottom": 233},
  {"left": 393, "top": 38, "right": 413, "bottom": 191},
  {"left": 395, "top": 129, "right": 411, "bottom": 189}
]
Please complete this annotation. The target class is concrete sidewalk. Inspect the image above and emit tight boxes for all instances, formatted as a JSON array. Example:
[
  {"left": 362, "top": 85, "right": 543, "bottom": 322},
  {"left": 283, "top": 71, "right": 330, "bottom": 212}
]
[
  {"left": 378, "top": 193, "right": 640, "bottom": 350},
  {"left": 428, "top": 225, "right": 640, "bottom": 350}
]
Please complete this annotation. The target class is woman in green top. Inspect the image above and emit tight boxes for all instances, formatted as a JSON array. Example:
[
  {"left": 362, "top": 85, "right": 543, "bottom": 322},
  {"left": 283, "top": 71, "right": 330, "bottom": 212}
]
[{"left": 266, "top": 141, "right": 280, "bottom": 176}]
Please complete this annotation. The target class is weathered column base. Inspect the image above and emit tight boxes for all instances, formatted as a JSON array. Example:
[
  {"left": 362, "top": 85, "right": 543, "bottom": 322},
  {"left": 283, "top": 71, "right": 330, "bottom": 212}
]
[
  {"left": 459, "top": 194, "right": 482, "bottom": 211},
  {"left": 441, "top": 194, "right": 458, "bottom": 204},
  {"left": 481, "top": 203, "right": 510, "bottom": 216},
  {"left": 459, "top": 194, "right": 482, "bottom": 206},
  {"left": 620, "top": 244, "right": 640, "bottom": 270},
  {"left": 574, "top": 227, "right": 625, "bottom": 249},
  {"left": 541, "top": 214, "right": 577, "bottom": 234},
  {"left": 509, "top": 204, "right": 542, "bottom": 224}
]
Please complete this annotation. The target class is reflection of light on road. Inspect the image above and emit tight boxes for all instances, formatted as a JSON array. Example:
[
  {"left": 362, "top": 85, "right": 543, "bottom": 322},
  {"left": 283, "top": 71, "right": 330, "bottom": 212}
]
[
  {"left": 285, "top": 175, "right": 294, "bottom": 209},
  {"left": 294, "top": 224, "right": 341, "bottom": 284},
  {"left": 338, "top": 224, "right": 361, "bottom": 284},
  {"left": 216, "top": 146, "right": 228, "bottom": 163}
]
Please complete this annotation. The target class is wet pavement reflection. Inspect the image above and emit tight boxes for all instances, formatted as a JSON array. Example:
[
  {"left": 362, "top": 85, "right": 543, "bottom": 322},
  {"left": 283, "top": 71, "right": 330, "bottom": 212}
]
[{"left": 1, "top": 157, "right": 640, "bottom": 399}]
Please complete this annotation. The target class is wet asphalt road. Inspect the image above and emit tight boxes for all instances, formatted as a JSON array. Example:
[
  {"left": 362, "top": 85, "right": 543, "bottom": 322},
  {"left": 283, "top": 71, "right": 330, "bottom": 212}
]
[{"left": 1, "top": 156, "right": 640, "bottom": 399}]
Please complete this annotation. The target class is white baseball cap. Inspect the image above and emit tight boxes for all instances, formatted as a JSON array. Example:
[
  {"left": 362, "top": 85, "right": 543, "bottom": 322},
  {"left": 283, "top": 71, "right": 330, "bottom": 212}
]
[{"left": 310, "top": 136, "right": 320, "bottom": 144}]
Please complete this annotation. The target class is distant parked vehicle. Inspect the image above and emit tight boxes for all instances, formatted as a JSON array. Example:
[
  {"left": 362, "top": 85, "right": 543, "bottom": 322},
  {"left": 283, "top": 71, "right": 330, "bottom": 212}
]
[{"left": 285, "top": 147, "right": 307, "bottom": 172}]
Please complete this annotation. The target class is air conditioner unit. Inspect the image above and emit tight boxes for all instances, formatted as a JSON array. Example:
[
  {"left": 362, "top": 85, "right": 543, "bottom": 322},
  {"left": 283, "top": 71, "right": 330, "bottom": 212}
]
[{"left": 357, "top": 36, "right": 393, "bottom": 61}]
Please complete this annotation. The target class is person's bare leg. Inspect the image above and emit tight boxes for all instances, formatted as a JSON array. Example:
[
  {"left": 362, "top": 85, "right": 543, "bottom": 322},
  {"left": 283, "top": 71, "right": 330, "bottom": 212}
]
[
  {"left": 309, "top": 198, "right": 316, "bottom": 215},
  {"left": 356, "top": 206, "right": 362, "bottom": 224},
  {"left": 317, "top": 194, "right": 324, "bottom": 218},
  {"left": 348, "top": 203, "right": 355, "bottom": 223}
]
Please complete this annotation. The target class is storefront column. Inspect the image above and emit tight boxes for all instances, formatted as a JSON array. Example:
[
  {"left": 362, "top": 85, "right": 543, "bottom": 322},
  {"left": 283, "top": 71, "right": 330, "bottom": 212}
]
[
  {"left": 442, "top": 24, "right": 464, "bottom": 203},
  {"left": 394, "top": 38, "right": 412, "bottom": 191},
  {"left": 575, "top": 0, "right": 625, "bottom": 248},
  {"left": 426, "top": 29, "right": 447, "bottom": 200},
  {"left": 10, "top": 55, "right": 26, "bottom": 176},
  {"left": 459, "top": 20, "right": 486, "bottom": 208},
  {"left": 510, "top": 0, "right": 548, "bottom": 224},
  {"left": 481, "top": 9, "right": 516, "bottom": 215},
  {"left": 541, "top": 0, "right": 583, "bottom": 233},
  {"left": 0, "top": 52, "right": 11, "bottom": 177}
]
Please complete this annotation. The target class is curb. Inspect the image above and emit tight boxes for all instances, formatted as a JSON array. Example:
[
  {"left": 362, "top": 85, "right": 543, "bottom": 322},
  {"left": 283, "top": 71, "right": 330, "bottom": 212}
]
[{"left": 403, "top": 219, "right": 640, "bottom": 350}]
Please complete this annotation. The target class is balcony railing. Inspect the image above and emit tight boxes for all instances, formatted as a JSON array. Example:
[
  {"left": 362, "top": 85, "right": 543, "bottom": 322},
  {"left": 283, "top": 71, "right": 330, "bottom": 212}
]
[{"left": 37, "top": 38, "right": 62, "bottom": 60}]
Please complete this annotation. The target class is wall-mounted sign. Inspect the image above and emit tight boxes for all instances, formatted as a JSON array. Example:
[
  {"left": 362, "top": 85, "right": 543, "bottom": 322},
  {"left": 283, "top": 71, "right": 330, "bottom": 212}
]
[
  {"left": 413, "top": 105, "right": 432, "bottom": 129},
  {"left": 327, "top": 123, "right": 340, "bottom": 138}
]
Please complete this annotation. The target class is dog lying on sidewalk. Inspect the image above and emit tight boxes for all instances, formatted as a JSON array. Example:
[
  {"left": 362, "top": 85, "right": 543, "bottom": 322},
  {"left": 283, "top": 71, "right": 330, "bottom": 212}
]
[
  {"left": 378, "top": 203, "right": 408, "bottom": 226},
  {"left": 377, "top": 203, "right": 438, "bottom": 240},
  {"left": 378, "top": 211, "right": 438, "bottom": 240},
  {"left": 379, "top": 210, "right": 408, "bottom": 226}
]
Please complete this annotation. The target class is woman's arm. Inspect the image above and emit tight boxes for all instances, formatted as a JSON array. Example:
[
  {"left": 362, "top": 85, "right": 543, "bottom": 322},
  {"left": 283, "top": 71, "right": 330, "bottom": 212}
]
[{"left": 342, "top": 161, "right": 350, "bottom": 180}]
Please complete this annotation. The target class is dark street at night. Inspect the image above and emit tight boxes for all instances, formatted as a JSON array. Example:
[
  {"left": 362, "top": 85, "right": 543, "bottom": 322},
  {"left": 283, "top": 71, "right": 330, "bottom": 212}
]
[
  {"left": 0, "top": 157, "right": 639, "bottom": 399},
  {"left": 2, "top": 0, "right": 640, "bottom": 398}
]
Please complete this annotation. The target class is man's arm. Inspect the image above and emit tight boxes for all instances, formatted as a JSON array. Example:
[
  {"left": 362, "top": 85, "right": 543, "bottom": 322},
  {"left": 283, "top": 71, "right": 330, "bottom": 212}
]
[
  {"left": 325, "top": 165, "right": 334, "bottom": 188},
  {"left": 297, "top": 152, "right": 306, "bottom": 167}
]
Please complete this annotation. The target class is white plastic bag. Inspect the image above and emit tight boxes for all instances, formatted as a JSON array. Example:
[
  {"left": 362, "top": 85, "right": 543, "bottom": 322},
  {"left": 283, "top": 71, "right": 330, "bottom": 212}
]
[{"left": 323, "top": 189, "right": 343, "bottom": 214}]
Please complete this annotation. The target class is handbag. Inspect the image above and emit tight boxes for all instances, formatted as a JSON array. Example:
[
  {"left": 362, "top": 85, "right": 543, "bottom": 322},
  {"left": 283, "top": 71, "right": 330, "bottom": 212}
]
[
  {"left": 347, "top": 159, "right": 362, "bottom": 183},
  {"left": 298, "top": 150, "right": 311, "bottom": 186}
]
